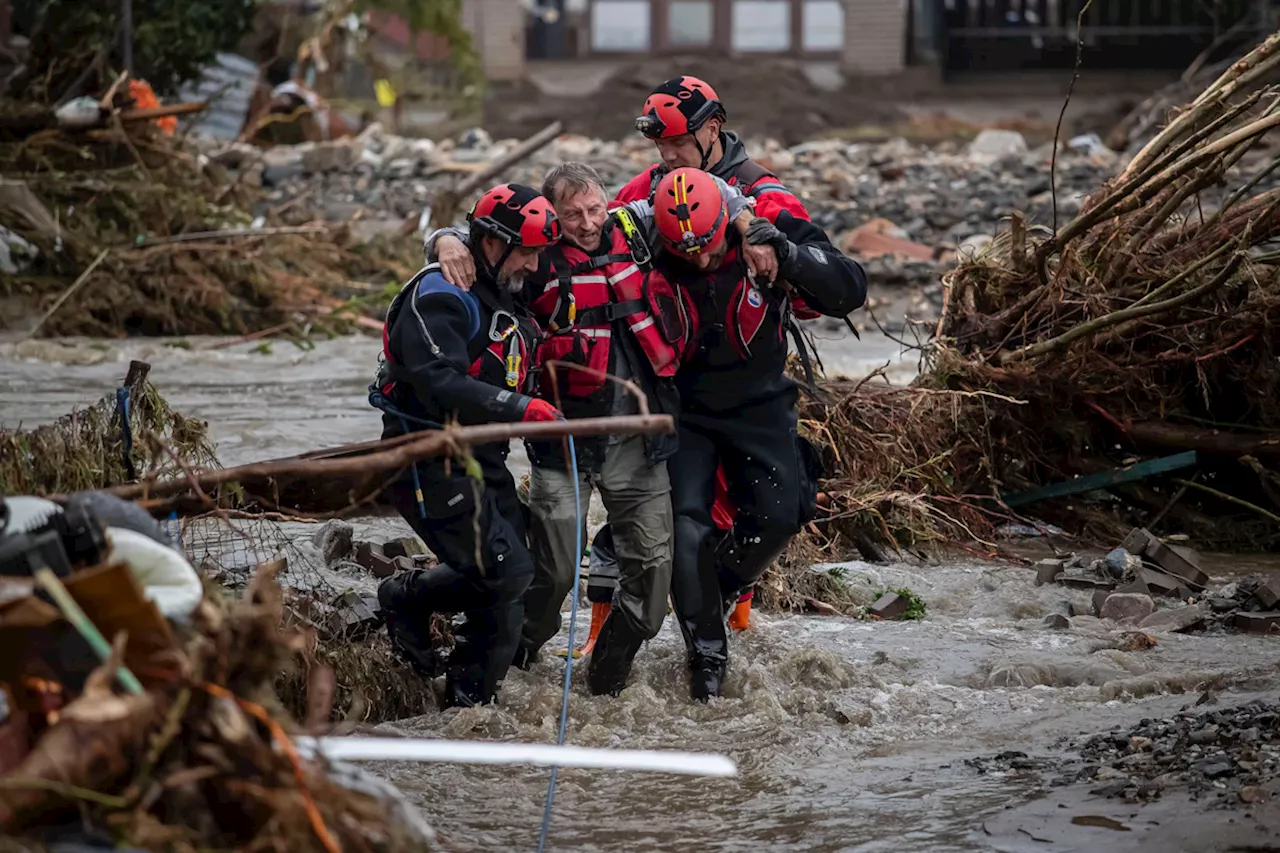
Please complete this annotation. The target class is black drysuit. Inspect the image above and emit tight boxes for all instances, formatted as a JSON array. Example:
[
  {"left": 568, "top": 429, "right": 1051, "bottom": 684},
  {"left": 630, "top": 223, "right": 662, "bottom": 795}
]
[
  {"left": 374, "top": 264, "right": 541, "bottom": 708},
  {"left": 661, "top": 213, "right": 867, "bottom": 697}
]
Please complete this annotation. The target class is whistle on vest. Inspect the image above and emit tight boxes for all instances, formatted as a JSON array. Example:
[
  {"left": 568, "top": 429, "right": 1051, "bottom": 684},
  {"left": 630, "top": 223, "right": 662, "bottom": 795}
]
[{"left": 505, "top": 353, "right": 522, "bottom": 388}]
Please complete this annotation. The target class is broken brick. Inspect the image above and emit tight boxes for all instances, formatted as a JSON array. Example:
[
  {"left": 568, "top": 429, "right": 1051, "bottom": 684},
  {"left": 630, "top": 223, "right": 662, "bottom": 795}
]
[
  {"left": 1235, "top": 611, "right": 1280, "bottom": 635},
  {"left": 1253, "top": 576, "right": 1280, "bottom": 609},
  {"left": 1140, "top": 604, "right": 1207, "bottom": 634},
  {"left": 1141, "top": 568, "right": 1190, "bottom": 599},
  {"left": 329, "top": 591, "right": 383, "bottom": 639},
  {"left": 1034, "top": 558, "right": 1065, "bottom": 586},
  {"left": 1144, "top": 540, "right": 1208, "bottom": 590},
  {"left": 1119, "top": 528, "right": 1154, "bottom": 555},
  {"left": 870, "top": 593, "right": 909, "bottom": 620},
  {"left": 383, "top": 537, "right": 427, "bottom": 560}
]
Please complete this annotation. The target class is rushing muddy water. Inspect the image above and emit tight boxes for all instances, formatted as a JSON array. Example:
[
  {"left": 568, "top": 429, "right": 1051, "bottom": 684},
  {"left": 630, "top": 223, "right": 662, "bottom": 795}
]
[{"left": 4, "top": 331, "right": 1280, "bottom": 852}]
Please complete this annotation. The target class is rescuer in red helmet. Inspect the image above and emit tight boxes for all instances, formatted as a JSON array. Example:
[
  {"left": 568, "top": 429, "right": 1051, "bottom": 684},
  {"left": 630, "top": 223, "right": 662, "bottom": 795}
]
[
  {"left": 372, "top": 183, "right": 563, "bottom": 710},
  {"left": 615, "top": 76, "right": 811, "bottom": 245},
  {"left": 650, "top": 167, "right": 866, "bottom": 701}
]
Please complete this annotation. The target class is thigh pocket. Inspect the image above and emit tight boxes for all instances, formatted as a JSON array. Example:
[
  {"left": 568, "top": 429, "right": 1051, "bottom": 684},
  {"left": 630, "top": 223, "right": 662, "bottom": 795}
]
[
  {"left": 796, "top": 434, "right": 826, "bottom": 524},
  {"left": 418, "top": 469, "right": 479, "bottom": 521}
]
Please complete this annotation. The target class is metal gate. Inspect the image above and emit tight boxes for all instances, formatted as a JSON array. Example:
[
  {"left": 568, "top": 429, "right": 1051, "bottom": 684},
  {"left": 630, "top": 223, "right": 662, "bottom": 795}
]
[{"left": 940, "top": 0, "right": 1264, "bottom": 72}]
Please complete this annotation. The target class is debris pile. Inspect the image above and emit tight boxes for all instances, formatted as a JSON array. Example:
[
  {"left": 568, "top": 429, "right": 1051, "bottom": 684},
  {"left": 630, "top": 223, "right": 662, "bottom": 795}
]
[
  {"left": 0, "top": 560, "right": 435, "bottom": 851},
  {"left": 1, "top": 93, "right": 418, "bottom": 338},
  {"left": 788, "top": 32, "right": 1280, "bottom": 561},
  {"left": 0, "top": 360, "right": 217, "bottom": 496}
]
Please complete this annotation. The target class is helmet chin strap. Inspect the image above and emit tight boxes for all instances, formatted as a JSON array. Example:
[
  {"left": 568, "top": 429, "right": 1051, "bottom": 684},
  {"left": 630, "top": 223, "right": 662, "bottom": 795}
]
[
  {"left": 473, "top": 235, "right": 515, "bottom": 285},
  {"left": 695, "top": 128, "right": 719, "bottom": 171}
]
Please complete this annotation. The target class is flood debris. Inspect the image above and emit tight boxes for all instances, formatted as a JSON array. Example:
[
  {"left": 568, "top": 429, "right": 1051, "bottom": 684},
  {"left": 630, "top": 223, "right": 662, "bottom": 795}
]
[
  {"left": 0, "top": 360, "right": 217, "bottom": 496},
  {"left": 0, "top": 561, "right": 435, "bottom": 850}
]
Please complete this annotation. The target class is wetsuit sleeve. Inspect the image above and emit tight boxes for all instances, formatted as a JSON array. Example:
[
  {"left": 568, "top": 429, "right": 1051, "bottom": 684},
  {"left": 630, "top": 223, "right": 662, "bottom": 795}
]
[
  {"left": 422, "top": 225, "right": 469, "bottom": 262},
  {"left": 610, "top": 167, "right": 658, "bottom": 209},
  {"left": 747, "top": 175, "right": 811, "bottom": 224},
  {"left": 391, "top": 291, "right": 533, "bottom": 422},
  {"left": 775, "top": 212, "right": 867, "bottom": 318}
]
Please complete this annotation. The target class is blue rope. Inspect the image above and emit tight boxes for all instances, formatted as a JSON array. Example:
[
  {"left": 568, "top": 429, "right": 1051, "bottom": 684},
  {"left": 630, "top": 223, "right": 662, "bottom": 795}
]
[{"left": 536, "top": 434, "right": 582, "bottom": 853}]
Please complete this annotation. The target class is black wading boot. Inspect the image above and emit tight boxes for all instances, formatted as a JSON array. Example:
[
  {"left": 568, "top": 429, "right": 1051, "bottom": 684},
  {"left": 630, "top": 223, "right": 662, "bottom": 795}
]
[
  {"left": 586, "top": 613, "right": 644, "bottom": 697},
  {"left": 377, "top": 571, "right": 440, "bottom": 677}
]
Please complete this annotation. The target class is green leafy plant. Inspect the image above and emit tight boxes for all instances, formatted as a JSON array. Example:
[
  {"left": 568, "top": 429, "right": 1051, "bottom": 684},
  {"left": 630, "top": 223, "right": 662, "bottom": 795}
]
[
  {"left": 874, "top": 587, "right": 928, "bottom": 621},
  {"left": 12, "top": 0, "right": 257, "bottom": 100}
]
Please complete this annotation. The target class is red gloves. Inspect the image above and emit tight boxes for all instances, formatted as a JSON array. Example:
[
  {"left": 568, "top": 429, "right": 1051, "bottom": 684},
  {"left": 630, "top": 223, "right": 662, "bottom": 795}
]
[{"left": 522, "top": 398, "right": 564, "bottom": 422}]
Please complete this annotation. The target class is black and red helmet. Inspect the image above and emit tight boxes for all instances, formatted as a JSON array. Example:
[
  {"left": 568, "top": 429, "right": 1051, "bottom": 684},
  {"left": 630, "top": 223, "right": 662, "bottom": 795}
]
[
  {"left": 654, "top": 168, "right": 728, "bottom": 257},
  {"left": 635, "top": 76, "right": 727, "bottom": 140},
  {"left": 467, "top": 183, "right": 561, "bottom": 248}
]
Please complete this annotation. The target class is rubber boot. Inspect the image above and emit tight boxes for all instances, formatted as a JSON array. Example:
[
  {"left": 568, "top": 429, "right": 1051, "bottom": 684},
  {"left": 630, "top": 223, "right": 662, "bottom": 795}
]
[
  {"left": 689, "top": 658, "right": 726, "bottom": 703},
  {"left": 578, "top": 601, "right": 611, "bottom": 655},
  {"left": 729, "top": 588, "right": 753, "bottom": 632},
  {"left": 586, "top": 612, "right": 644, "bottom": 697},
  {"left": 377, "top": 572, "right": 440, "bottom": 677},
  {"left": 511, "top": 643, "right": 538, "bottom": 671}
]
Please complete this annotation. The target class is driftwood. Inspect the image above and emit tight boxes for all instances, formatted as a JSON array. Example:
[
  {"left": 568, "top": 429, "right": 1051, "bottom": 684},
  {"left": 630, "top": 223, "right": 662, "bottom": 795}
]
[
  {"left": 429, "top": 120, "right": 564, "bottom": 228},
  {"left": 106, "top": 413, "right": 674, "bottom": 518}
]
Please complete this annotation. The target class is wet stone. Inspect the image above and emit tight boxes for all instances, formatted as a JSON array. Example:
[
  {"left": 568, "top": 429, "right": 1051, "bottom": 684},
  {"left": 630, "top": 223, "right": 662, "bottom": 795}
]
[
  {"left": 314, "top": 519, "right": 354, "bottom": 566},
  {"left": 1190, "top": 726, "right": 1220, "bottom": 745},
  {"left": 1100, "top": 592, "right": 1155, "bottom": 624},
  {"left": 1042, "top": 613, "right": 1071, "bottom": 630},
  {"left": 1140, "top": 604, "right": 1207, "bottom": 633},
  {"left": 870, "top": 592, "right": 910, "bottom": 620},
  {"left": 1202, "top": 761, "right": 1235, "bottom": 779}
]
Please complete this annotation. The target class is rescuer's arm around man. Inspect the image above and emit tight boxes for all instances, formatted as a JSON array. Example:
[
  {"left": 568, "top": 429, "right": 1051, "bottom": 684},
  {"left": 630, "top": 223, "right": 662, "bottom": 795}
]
[
  {"left": 745, "top": 212, "right": 867, "bottom": 317},
  {"left": 389, "top": 288, "right": 554, "bottom": 423}
]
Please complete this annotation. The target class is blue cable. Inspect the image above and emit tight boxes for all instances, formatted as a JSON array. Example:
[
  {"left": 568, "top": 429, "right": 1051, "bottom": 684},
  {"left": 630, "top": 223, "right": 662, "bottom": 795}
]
[{"left": 536, "top": 434, "right": 582, "bottom": 853}]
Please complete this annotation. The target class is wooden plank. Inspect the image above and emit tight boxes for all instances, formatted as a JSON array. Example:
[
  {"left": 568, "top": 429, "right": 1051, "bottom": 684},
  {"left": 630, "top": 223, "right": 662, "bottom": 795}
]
[{"left": 1001, "top": 451, "right": 1199, "bottom": 508}]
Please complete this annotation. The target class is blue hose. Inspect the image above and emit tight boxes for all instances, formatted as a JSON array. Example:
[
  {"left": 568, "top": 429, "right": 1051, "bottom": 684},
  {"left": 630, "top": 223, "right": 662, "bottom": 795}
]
[{"left": 536, "top": 434, "right": 582, "bottom": 852}]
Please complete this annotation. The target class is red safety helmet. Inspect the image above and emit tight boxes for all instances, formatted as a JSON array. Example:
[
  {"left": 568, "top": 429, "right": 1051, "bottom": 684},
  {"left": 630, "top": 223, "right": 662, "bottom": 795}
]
[
  {"left": 653, "top": 168, "right": 728, "bottom": 257},
  {"left": 468, "top": 183, "right": 561, "bottom": 248},
  {"left": 635, "top": 76, "right": 726, "bottom": 140}
]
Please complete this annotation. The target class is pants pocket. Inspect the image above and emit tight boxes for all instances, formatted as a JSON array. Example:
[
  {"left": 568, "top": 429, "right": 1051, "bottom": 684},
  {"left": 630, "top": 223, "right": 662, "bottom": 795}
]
[{"left": 418, "top": 468, "right": 479, "bottom": 521}]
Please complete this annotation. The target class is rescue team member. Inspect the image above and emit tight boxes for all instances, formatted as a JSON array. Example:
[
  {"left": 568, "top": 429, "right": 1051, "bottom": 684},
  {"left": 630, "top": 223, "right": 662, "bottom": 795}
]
[
  {"left": 425, "top": 166, "right": 754, "bottom": 696},
  {"left": 616, "top": 74, "right": 821, "bottom": 624},
  {"left": 372, "top": 184, "right": 563, "bottom": 709},
  {"left": 652, "top": 168, "right": 867, "bottom": 701},
  {"left": 613, "top": 76, "right": 809, "bottom": 229}
]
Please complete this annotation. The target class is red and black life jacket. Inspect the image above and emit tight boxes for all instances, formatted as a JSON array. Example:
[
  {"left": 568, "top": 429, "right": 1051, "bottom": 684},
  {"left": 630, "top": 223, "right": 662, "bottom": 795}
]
[{"left": 530, "top": 209, "right": 688, "bottom": 403}]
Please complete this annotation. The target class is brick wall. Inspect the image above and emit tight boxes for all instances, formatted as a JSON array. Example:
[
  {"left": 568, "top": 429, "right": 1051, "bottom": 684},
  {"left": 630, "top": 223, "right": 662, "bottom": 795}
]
[
  {"left": 464, "top": 0, "right": 527, "bottom": 82},
  {"left": 840, "top": 0, "right": 906, "bottom": 74}
]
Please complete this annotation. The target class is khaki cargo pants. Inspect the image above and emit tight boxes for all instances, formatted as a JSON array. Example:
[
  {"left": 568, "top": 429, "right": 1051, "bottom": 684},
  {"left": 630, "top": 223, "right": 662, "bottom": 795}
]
[{"left": 521, "top": 434, "right": 672, "bottom": 653}]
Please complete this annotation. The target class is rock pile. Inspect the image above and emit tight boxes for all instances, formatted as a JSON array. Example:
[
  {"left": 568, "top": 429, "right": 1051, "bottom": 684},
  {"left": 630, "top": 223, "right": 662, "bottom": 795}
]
[
  {"left": 1033, "top": 527, "right": 1280, "bottom": 636},
  {"left": 197, "top": 125, "right": 1126, "bottom": 311},
  {"left": 1072, "top": 700, "right": 1280, "bottom": 806}
]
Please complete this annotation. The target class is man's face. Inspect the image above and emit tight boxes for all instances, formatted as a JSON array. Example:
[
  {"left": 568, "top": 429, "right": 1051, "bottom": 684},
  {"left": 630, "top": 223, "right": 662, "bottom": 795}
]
[
  {"left": 654, "top": 119, "right": 721, "bottom": 169},
  {"left": 553, "top": 185, "right": 608, "bottom": 250},
  {"left": 483, "top": 237, "right": 543, "bottom": 293},
  {"left": 665, "top": 234, "right": 729, "bottom": 271}
]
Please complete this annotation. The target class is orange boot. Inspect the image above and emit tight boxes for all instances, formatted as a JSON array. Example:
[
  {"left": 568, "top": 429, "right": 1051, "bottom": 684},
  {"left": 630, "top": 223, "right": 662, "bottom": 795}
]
[
  {"left": 558, "top": 601, "right": 612, "bottom": 658},
  {"left": 729, "top": 588, "right": 753, "bottom": 632},
  {"left": 579, "top": 601, "right": 611, "bottom": 655}
]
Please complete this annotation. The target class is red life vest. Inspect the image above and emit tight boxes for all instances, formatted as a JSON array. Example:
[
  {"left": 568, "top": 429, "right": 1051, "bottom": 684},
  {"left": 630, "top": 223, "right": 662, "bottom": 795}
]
[{"left": 530, "top": 209, "right": 688, "bottom": 402}]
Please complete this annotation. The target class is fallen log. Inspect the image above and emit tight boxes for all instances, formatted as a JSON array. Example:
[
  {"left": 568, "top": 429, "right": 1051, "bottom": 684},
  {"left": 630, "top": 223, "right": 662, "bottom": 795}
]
[
  {"left": 429, "top": 120, "right": 563, "bottom": 228},
  {"left": 1127, "top": 422, "right": 1280, "bottom": 458},
  {"left": 106, "top": 413, "right": 674, "bottom": 517}
]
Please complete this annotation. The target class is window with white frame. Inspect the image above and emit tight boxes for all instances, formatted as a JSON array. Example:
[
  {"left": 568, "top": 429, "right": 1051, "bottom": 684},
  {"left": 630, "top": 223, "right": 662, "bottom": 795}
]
[{"left": 591, "top": 0, "right": 651, "bottom": 51}]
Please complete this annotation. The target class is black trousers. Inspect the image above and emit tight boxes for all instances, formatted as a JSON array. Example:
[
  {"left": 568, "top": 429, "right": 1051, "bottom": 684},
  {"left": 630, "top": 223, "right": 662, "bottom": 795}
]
[
  {"left": 669, "top": 383, "right": 810, "bottom": 670},
  {"left": 387, "top": 461, "right": 534, "bottom": 704}
]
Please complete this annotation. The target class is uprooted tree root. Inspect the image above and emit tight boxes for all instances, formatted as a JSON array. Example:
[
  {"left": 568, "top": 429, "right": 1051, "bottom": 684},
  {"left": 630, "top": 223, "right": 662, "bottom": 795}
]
[
  {"left": 1, "top": 115, "right": 419, "bottom": 337},
  {"left": 0, "top": 565, "right": 434, "bottom": 851},
  {"left": 0, "top": 361, "right": 218, "bottom": 495},
  {"left": 773, "top": 33, "right": 1280, "bottom": 577}
]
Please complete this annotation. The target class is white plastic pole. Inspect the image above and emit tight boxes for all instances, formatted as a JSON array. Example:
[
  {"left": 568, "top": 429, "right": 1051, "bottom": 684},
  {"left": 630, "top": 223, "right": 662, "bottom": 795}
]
[{"left": 294, "top": 737, "right": 738, "bottom": 778}]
